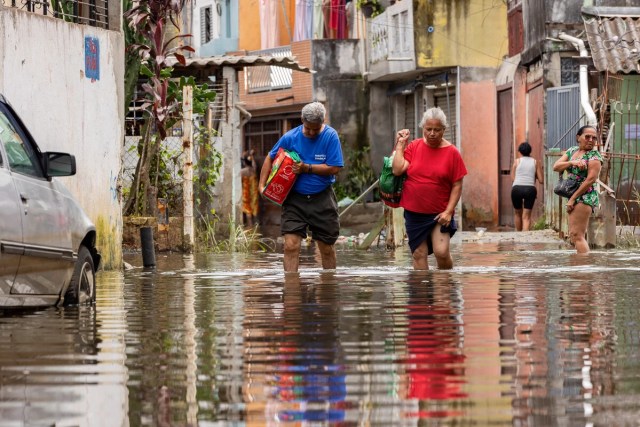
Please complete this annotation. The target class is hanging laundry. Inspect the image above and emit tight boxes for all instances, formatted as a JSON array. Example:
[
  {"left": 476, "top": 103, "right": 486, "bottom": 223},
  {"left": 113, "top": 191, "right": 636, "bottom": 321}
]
[
  {"left": 294, "top": 0, "right": 307, "bottom": 41},
  {"left": 313, "top": 0, "right": 325, "bottom": 39},
  {"left": 260, "top": 0, "right": 280, "bottom": 49},
  {"left": 305, "top": 0, "right": 314, "bottom": 39},
  {"left": 328, "top": 0, "right": 347, "bottom": 39}
]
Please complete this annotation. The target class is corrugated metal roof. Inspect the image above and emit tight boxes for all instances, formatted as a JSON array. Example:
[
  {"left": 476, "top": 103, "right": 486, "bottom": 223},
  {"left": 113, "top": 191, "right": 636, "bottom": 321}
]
[
  {"left": 171, "top": 55, "right": 315, "bottom": 74},
  {"left": 583, "top": 13, "right": 640, "bottom": 74}
]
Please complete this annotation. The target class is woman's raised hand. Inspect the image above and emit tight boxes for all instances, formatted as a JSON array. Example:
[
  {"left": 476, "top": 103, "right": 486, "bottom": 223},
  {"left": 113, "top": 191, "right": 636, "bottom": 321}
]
[{"left": 396, "top": 129, "right": 410, "bottom": 149}]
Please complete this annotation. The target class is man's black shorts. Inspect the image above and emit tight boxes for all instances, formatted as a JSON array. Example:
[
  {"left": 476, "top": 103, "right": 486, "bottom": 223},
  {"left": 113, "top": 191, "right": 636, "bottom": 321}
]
[{"left": 281, "top": 186, "right": 340, "bottom": 245}]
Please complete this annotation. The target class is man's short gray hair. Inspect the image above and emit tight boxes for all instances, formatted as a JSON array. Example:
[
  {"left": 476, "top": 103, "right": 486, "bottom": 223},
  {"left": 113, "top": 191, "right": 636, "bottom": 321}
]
[
  {"left": 301, "top": 102, "right": 326, "bottom": 124},
  {"left": 419, "top": 107, "right": 448, "bottom": 128}
]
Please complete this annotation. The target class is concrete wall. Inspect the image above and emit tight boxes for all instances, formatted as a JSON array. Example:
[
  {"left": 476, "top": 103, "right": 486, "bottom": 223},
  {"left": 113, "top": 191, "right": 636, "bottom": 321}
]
[
  {"left": 459, "top": 78, "right": 499, "bottom": 229},
  {"left": 368, "top": 83, "right": 393, "bottom": 176},
  {"left": 311, "top": 39, "right": 366, "bottom": 157},
  {"left": 0, "top": 9, "right": 125, "bottom": 269},
  {"left": 414, "top": 0, "right": 507, "bottom": 69}
]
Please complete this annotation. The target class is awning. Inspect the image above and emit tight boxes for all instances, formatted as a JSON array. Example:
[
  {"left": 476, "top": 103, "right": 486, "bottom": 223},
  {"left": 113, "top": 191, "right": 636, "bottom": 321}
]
[{"left": 170, "top": 55, "right": 315, "bottom": 76}]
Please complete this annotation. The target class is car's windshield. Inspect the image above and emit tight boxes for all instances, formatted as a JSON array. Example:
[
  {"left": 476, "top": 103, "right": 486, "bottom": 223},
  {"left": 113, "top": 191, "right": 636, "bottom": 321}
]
[{"left": 0, "top": 105, "right": 43, "bottom": 177}]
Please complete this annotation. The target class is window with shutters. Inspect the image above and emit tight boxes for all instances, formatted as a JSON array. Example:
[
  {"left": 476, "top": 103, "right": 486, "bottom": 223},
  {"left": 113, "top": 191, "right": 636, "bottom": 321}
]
[{"left": 201, "top": 6, "right": 213, "bottom": 44}]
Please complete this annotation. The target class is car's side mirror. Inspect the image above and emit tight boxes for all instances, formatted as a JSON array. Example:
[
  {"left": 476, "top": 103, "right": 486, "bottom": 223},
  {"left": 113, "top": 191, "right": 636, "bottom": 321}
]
[{"left": 43, "top": 152, "right": 76, "bottom": 178}]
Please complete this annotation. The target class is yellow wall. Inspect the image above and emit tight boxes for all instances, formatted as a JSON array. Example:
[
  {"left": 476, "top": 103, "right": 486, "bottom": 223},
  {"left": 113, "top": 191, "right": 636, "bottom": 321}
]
[
  {"left": 239, "top": 0, "right": 296, "bottom": 51},
  {"left": 415, "top": 0, "right": 507, "bottom": 69}
]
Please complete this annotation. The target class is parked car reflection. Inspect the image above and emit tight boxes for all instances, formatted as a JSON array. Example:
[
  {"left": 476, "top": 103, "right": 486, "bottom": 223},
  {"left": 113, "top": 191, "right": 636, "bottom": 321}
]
[{"left": 0, "top": 94, "right": 100, "bottom": 307}]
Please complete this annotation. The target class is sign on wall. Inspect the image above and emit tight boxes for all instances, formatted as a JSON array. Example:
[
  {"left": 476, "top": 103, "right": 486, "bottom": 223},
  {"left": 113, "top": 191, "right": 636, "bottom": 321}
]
[{"left": 85, "top": 37, "right": 100, "bottom": 81}]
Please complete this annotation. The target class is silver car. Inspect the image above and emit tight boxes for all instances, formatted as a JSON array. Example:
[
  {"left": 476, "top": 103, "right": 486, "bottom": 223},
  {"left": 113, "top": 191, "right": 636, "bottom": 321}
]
[{"left": 0, "top": 94, "right": 100, "bottom": 307}]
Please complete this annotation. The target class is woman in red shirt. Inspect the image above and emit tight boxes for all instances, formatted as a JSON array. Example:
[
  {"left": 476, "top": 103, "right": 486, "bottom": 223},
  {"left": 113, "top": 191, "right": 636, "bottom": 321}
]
[{"left": 392, "top": 107, "right": 468, "bottom": 270}]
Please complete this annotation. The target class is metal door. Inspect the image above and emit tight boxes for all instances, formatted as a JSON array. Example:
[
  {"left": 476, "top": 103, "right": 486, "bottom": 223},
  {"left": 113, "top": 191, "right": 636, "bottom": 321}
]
[{"left": 498, "top": 88, "right": 514, "bottom": 226}]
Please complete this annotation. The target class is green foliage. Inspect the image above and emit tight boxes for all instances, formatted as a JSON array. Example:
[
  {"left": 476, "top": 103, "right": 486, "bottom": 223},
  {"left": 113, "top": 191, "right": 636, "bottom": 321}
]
[
  {"left": 334, "top": 145, "right": 376, "bottom": 201},
  {"left": 356, "top": 0, "right": 384, "bottom": 18},
  {"left": 193, "top": 127, "right": 223, "bottom": 208},
  {"left": 532, "top": 215, "right": 548, "bottom": 231},
  {"left": 196, "top": 217, "right": 276, "bottom": 253}
]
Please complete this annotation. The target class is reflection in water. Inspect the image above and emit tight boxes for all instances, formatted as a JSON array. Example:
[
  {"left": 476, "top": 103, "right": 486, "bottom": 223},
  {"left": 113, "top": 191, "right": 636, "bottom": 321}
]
[
  {"left": 0, "top": 271, "right": 128, "bottom": 426},
  {"left": 400, "top": 272, "right": 466, "bottom": 419},
  {"left": 1, "top": 246, "right": 640, "bottom": 425}
]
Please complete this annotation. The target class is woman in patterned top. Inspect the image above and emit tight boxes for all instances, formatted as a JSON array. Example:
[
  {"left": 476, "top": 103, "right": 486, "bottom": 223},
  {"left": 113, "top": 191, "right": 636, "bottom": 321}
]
[{"left": 553, "top": 125, "right": 603, "bottom": 254}]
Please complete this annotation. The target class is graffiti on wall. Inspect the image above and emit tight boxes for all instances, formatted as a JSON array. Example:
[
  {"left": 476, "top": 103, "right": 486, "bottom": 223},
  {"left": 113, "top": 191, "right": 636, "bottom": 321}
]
[{"left": 85, "top": 37, "right": 100, "bottom": 81}]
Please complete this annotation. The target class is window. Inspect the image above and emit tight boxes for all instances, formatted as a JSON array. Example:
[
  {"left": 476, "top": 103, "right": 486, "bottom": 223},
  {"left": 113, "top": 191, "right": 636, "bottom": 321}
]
[
  {"left": 201, "top": 6, "right": 213, "bottom": 44},
  {"left": 561, "top": 58, "right": 580, "bottom": 86},
  {"left": 0, "top": 107, "right": 43, "bottom": 178}
]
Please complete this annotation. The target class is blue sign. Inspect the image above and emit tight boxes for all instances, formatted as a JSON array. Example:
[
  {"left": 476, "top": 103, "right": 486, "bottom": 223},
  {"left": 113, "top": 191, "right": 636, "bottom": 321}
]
[{"left": 85, "top": 37, "right": 100, "bottom": 81}]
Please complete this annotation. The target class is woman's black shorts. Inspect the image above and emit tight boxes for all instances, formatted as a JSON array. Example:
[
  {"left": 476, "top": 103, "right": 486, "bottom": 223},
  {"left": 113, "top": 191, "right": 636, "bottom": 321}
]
[
  {"left": 281, "top": 186, "right": 340, "bottom": 245},
  {"left": 511, "top": 185, "right": 537, "bottom": 210}
]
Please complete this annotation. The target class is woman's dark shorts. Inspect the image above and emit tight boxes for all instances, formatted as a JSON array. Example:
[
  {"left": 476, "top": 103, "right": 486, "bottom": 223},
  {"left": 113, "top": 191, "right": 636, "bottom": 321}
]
[
  {"left": 404, "top": 210, "right": 457, "bottom": 254},
  {"left": 281, "top": 186, "right": 340, "bottom": 245},
  {"left": 511, "top": 185, "right": 537, "bottom": 210}
]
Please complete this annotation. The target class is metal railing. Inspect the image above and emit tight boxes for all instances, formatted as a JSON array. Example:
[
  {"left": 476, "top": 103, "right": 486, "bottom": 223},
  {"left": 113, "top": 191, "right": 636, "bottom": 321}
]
[
  {"left": 245, "top": 46, "right": 292, "bottom": 93},
  {"left": 3, "top": 0, "right": 109, "bottom": 29}
]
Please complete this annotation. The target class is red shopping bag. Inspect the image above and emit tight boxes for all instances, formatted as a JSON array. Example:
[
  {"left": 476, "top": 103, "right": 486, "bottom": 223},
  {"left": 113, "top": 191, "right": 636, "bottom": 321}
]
[{"left": 262, "top": 148, "right": 301, "bottom": 206}]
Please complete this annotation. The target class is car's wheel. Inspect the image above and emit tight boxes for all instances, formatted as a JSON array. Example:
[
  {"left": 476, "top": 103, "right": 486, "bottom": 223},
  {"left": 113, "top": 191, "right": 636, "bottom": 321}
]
[{"left": 64, "top": 245, "right": 96, "bottom": 306}]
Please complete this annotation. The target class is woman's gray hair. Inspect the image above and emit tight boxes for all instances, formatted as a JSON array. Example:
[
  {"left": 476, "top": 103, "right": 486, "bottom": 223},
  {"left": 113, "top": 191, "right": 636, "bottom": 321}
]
[
  {"left": 419, "top": 107, "right": 448, "bottom": 128},
  {"left": 301, "top": 102, "right": 326, "bottom": 124}
]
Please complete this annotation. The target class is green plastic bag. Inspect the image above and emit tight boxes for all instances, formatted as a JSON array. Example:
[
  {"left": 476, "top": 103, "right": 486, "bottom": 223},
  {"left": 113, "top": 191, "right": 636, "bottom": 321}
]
[{"left": 379, "top": 152, "right": 406, "bottom": 208}]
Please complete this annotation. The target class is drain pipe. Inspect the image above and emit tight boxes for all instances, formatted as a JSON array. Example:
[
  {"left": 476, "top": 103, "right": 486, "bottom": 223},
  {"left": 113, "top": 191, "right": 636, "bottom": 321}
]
[{"left": 558, "top": 33, "right": 597, "bottom": 126}]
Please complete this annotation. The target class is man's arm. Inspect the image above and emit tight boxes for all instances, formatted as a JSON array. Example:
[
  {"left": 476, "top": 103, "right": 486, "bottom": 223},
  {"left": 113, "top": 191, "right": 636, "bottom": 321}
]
[{"left": 258, "top": 155, "right": 273, "bottom": 194}]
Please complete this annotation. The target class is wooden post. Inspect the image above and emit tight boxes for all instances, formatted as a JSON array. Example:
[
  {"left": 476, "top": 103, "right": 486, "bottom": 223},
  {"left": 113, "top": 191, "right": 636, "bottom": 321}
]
[
  {"left": 182, "top": 86, "right": 194, "bottom": 252},
  {"left": 392, "top": 207, "right": 405, "bottom": 247}
]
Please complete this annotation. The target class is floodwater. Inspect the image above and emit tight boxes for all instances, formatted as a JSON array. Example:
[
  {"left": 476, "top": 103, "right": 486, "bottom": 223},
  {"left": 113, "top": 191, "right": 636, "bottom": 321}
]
[{"left": 2, "top": 240, "right": 640, "bottom": 426}]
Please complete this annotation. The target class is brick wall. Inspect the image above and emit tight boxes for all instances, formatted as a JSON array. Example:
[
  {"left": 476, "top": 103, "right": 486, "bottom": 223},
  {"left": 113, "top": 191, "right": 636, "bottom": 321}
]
[{"left": 239, "top": 40, "right": 315, "bottom": 115}]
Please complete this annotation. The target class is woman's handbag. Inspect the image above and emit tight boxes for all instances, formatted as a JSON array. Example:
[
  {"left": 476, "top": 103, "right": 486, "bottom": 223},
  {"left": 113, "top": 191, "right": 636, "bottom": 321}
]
[
  {"left": 553, "top": 173, "right": 580, "bottom": 199},
  {"left": 379, "top": 152, "right": 406, "bottom": 208}
]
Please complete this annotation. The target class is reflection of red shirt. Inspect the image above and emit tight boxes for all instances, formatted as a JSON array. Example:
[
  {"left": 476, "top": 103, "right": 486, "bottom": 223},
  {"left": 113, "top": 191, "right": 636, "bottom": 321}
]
[
  {"left": 404, "top": 305, "right": 467, "bottom": 400},
  {"left": 400, "top": 139, "right": 467, "bottom": 214}
]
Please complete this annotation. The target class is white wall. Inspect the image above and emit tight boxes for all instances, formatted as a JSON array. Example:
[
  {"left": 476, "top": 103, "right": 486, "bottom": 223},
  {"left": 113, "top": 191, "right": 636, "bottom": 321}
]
[{"left": 0, "top": 8, "right": 125, "bottom": 270}]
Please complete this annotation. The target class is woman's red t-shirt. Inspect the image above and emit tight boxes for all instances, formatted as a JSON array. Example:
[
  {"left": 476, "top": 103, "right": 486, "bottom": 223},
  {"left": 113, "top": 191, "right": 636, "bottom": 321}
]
[{"left": 399, "top": 139, "right": 468, "bottom": 214}]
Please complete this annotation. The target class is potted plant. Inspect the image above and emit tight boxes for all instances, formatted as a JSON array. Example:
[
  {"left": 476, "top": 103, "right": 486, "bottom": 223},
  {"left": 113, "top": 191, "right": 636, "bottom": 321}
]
[{"left": 357, "top": 0, "right": 383, "bottom": 18}]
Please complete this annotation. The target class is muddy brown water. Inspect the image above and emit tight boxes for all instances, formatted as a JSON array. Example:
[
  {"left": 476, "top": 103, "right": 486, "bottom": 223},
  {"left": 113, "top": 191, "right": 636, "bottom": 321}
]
[{"left": 1, "top": 239, "right": 640, "bottom": 426}]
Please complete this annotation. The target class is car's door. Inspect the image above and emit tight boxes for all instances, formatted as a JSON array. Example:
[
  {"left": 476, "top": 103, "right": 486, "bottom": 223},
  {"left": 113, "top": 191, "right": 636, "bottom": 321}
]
[
  {"left": 0, "top": 103, "right": 74, "bottom": 295},
  {"left": 0, "top": 150, "right": 23, "bottom": 296}
]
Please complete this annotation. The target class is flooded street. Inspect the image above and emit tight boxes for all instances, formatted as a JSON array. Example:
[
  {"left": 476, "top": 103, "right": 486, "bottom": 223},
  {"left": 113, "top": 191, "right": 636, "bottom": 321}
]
[{"left": 2, "top": 238, "right": 640, "bottom": 426}]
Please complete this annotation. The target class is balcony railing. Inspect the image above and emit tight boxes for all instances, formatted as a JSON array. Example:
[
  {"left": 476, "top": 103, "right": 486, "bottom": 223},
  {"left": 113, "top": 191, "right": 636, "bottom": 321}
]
[
  {"left": 2, "top": 0, "right": 109, "bottom": 29},
  {"left": 367, "top": 0, "right": 414, "bottom": 65},
  {"left": 245, "top": 46, "right": 293, "bottom": 93}
]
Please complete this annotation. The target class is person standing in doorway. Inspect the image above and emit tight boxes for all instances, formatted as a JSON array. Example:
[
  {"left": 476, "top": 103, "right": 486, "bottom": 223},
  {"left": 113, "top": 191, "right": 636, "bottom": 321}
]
[
  {"left": 258, "top": 102, "right": 344, "bottom": 273},
  {"left": 393, "top": 107, "right": 467, "bottom": 270},
  {"left": 511, "top": 141, "right": 544, "bottom": 231},
  {"left": 241, "top": 149, "right": 259, "bottom": 227}
]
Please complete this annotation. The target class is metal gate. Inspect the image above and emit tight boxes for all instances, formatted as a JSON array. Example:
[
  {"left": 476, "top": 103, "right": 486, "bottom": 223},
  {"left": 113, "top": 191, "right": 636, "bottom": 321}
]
[
  {"left": 546, "top": 85, "right": 581, "bottom": 150},
  {"left": 606, "top": 75, "right": 640, "bottom": 226}
]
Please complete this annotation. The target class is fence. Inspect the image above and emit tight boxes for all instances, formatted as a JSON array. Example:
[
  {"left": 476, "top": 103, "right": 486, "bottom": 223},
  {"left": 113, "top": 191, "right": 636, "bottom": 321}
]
[
  {"left": 2, "top": 0, "right": 110, "bottom": 29},
  {"left": 604, "top": 75, "right": 640, "bottom": 226},
  {"left": 545, "top": 76, "right": 640, "bottom": 228},
  {"left": 122, "top": 136, "right": 185, "bottom": 190}
]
